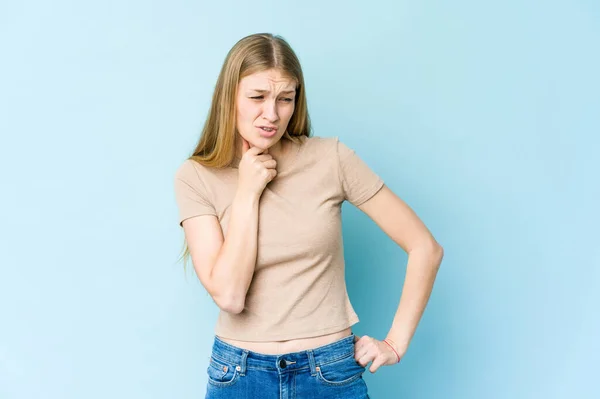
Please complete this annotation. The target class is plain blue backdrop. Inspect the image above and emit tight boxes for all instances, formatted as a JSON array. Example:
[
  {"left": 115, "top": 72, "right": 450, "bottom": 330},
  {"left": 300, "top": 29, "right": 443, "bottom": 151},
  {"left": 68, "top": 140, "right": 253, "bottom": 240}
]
[{"left": 1, "top": 1, "right": 598, "bottom": 398}]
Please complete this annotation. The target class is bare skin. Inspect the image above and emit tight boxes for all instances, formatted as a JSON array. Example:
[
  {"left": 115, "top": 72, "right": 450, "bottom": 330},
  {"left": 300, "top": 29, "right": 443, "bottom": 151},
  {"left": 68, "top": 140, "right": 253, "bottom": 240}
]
[{"left": 182, "top": 68, "right": 443, "bottom": 370}]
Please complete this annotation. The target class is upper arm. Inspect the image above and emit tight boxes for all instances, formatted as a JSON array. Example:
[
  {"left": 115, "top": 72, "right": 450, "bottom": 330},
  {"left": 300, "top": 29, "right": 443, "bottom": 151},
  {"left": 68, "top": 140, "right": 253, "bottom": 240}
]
[
  {"left": 173, "top": 160, "right": 223, "bottom": 291},
  {"left": 335, "top": 137, "right": 385, "bottom": 206},
  {"left": 357, "top": 184, "right": 442, "bottom": 254},
  {"left": 181, "top": 215, "right": 223, "bottom": 292}
]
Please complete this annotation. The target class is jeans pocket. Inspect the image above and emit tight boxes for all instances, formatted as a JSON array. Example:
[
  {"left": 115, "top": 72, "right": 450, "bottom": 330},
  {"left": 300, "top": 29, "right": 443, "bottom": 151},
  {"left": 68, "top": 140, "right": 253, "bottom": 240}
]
[
  {"left": 206, "top": 356, "right": 240, "bottom": 387},
  {"left": 316, "top": 352, "right": 366, "bottom": 387}
]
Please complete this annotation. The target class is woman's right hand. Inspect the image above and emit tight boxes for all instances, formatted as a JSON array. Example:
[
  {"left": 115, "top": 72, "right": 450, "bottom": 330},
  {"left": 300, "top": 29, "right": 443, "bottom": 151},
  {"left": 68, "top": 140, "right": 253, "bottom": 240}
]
[{"left": 237, "top": 138, "right": 277, "bottom": 197}]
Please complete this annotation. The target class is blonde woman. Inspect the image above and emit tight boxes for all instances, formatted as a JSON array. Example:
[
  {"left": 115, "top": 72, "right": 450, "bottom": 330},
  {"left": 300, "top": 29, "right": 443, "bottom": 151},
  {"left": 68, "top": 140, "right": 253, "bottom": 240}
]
[{"left": 174, "top": 33, "right": 444, "bottom": 399}]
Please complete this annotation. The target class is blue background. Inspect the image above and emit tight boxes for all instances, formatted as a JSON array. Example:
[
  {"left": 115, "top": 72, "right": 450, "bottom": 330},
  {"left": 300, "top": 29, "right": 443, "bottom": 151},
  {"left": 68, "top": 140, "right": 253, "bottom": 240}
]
[{"left": 1, "top": 1, "right": 598, "bottom": 398}]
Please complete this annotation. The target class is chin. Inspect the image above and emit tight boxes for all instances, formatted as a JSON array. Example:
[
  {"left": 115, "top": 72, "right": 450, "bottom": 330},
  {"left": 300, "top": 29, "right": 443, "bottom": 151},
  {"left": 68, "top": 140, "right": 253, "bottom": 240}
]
[{"left": 253, "top": 134, "right": 282, "bottom": 147}]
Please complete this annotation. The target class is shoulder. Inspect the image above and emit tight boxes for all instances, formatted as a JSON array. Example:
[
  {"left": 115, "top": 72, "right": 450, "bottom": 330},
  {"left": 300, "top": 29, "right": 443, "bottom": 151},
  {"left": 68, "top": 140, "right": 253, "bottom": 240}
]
[
  {"left": 174, "top": 159, "right": 199, "bottom": 181},
  {"left": 174, "top": 158, "right": 216, "bottom": 186},
  {"left": 301, "top": 135, "right": 338, "bottom": 146},
  {"left": 299, "top": 135, "right": 343, "bottom": 157}
]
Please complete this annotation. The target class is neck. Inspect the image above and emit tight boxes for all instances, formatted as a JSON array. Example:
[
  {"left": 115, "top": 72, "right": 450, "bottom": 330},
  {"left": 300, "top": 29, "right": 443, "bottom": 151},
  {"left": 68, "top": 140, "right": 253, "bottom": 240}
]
[
  {"left": 236, "top": 138, "right": 286, "bottom": 160},
  {"left": 268, "top": 139, "right": 286, "bottom": 160}
]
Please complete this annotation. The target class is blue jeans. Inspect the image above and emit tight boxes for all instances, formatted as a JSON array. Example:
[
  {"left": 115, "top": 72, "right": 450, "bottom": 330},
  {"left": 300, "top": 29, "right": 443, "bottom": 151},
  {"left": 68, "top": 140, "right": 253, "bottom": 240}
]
[{"left": 204, "top": 333, "right": 370, "bottom": 398}]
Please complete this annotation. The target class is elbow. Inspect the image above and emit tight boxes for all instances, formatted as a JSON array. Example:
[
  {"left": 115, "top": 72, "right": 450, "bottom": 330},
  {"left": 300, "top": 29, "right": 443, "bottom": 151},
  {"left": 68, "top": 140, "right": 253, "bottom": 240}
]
[
  {"left": 432, "top": 242, "right": 444, "bottom": 268},
  {"left": 203, "top": 270, "right": 247, "bottom": 314},
  {"left": 222, "top": 301, "right": 245, "bottom": 315},
  {"left": 214, "top": 294, "right": 245, "bottom": 314},
  {"left": 411, "top": 240, "right": 444, "bottom": 269}
]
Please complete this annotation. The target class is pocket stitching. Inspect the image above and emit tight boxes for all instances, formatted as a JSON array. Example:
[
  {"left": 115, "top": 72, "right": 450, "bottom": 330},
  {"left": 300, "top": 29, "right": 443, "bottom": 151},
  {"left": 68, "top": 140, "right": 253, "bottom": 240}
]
[
  {"left": 207, "top": 357, "right": 239, "bottom": 387},
  {"left": 315, "top": 355, "right": 365, "bottom": 387},
  {"left": 316, "top": 366, "right": 363, "bottom": 387},
  {"left": 319, "top": 351, "right": 356, "bottom": 366}
]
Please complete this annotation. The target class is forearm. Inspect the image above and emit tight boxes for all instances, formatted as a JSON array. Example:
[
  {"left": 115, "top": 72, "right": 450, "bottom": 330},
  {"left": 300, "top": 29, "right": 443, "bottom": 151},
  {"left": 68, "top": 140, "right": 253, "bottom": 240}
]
[
  {"left": 210, "top": 191, "right": 260, "bottom": 313},
  {"left": 386, "top": 243, "right": 444, "bottom": 354}
]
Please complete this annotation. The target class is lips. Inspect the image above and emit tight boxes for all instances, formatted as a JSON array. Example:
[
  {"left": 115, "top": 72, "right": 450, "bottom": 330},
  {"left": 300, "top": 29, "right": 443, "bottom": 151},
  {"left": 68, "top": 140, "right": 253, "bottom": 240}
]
[
  {"left": 257, "top": 125, "right": 278, "bottom": 138},
  {"left": 258, "top": 126, "right": 278, "bottom": 131}
]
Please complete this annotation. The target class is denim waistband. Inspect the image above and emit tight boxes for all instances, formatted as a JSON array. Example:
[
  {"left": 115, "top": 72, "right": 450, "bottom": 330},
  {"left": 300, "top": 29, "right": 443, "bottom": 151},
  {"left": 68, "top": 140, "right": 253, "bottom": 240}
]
[{"left": 209, "top": 333, "right": 356, "bottom": 376}]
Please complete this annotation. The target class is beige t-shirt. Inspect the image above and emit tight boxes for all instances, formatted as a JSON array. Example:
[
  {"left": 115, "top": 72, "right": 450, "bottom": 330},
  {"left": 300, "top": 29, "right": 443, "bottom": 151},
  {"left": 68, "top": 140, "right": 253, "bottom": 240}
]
[{"left": 173, "top": 135, "right": 384, "bottom": 341}]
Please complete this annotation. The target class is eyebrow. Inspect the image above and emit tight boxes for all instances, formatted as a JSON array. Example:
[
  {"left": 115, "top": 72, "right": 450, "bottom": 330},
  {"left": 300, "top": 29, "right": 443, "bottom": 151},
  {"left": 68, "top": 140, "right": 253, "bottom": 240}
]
[{"left": 249, "top": 89, "right": 296, "bottom": 94}]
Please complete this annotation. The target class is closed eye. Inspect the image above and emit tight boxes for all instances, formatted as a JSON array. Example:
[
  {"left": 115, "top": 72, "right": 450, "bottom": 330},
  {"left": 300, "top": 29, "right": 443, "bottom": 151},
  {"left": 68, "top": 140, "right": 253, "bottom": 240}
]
[{"left": 250, "top": 96, "right": 294, "bottom": 102}]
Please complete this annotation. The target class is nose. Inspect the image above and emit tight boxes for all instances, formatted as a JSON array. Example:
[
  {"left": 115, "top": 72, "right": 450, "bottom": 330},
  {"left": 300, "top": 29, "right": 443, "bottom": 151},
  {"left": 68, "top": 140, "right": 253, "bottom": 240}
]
[{"left": 262, "top": 99, "right": 279, "bottom": 123}]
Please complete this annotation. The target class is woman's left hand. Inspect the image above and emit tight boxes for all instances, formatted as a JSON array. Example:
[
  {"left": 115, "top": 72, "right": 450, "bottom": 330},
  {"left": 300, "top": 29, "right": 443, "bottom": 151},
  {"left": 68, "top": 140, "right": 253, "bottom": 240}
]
[{"left": 353, "top": 335, "right": 404, "bottom": 373}]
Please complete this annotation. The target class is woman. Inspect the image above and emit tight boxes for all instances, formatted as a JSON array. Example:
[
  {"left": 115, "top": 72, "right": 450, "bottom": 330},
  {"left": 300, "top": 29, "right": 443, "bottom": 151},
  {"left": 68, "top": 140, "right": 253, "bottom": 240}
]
[{"left": 174, "top": 33, "right": 444, "bottom": 399}]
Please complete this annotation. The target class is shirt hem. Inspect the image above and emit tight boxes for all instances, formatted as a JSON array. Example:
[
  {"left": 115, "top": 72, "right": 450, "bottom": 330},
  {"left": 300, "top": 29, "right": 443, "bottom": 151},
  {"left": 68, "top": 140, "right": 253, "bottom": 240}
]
[
  {"left": 214, "top": 317, "right": 360, "bottom": 342},
  {"left": 352, "top": 179, "right": 385, "bottom": 206}
]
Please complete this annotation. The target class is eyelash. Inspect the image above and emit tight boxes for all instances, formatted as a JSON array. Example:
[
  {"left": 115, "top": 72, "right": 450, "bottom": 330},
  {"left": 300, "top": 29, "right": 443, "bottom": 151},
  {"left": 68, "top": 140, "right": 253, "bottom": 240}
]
[{"left": 250, "top": 96, "right": 293, "bottom": 102}]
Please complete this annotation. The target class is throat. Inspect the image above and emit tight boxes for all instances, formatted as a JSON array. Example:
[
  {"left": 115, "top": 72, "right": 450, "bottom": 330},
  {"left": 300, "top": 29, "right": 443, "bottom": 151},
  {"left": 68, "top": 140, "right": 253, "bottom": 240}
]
[{"left": 269, "top": 140, "right": 288, "bottom": 161}]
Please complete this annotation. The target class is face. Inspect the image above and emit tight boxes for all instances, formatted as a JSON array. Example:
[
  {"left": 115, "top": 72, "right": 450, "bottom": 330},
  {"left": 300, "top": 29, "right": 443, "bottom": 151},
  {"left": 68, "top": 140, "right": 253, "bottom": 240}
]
[{"left": 235, "top": 68, "right": 296, "bottom": 151}]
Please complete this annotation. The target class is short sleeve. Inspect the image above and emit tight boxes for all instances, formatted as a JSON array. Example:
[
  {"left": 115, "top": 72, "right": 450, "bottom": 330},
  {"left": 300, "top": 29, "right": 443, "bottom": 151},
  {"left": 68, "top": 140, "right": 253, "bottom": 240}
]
[
  {"left": 173, "top": 160, "right": 217, "bottom": 226},
  {"left": 335, "top": 137, "right": 384, "bottom": 206}
]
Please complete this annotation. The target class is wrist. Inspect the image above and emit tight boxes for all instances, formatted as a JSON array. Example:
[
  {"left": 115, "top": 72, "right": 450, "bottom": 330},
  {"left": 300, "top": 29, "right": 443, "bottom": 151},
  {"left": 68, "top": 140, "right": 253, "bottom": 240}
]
[
  {"left": 384, "top": 337, "right": 407, "bottom": 359},
  {"left": 382, "top": 339, "right": 400, "bottom": 363},
  {"left": 235, "top": 189, "right": 261, "bottom": 205}
]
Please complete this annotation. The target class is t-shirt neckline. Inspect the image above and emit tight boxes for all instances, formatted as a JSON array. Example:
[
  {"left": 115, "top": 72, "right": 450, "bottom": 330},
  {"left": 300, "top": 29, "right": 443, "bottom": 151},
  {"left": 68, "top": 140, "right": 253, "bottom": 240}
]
[{"left": 232, "top": 136, "right": 307, "bottom": 173}]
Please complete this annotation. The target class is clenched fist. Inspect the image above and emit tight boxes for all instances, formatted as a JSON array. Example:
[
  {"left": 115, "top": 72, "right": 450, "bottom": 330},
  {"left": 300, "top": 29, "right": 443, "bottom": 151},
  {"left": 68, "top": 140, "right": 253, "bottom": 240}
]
[{"left": 237, "top": 138, "right": 277, "bottom": 197}]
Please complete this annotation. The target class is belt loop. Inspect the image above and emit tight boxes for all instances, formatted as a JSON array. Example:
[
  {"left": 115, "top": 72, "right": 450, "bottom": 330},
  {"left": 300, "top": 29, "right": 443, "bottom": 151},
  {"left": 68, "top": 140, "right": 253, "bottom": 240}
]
[
  {"left": 307, "top": 349, "right": 317, "bottom": 376},
  {"left": 239, "top": 350, "right": 249, "bottom": 376}
]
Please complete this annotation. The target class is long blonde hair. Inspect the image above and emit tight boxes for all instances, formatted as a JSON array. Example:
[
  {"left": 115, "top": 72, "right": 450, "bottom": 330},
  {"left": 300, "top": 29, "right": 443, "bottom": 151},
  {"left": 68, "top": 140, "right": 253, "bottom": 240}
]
[{"left": 179, "top": 33, "right": 312, "bottom": 271}]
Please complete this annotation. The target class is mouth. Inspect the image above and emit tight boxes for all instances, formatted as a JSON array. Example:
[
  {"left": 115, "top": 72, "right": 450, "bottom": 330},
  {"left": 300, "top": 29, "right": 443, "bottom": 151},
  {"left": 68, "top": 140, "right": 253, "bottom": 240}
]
[
  {"left": 256, "top": 126, "right": 278, "bottom": 137},
  {"left": 257, "top": 126, "right": 278, "bottom": 132}
]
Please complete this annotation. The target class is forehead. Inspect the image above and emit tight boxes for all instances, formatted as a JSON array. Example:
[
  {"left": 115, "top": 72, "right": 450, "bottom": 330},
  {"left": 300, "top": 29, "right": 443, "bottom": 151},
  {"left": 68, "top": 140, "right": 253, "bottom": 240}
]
[{"left": 239, "top": 69, "right": 296, "bottom": 90}]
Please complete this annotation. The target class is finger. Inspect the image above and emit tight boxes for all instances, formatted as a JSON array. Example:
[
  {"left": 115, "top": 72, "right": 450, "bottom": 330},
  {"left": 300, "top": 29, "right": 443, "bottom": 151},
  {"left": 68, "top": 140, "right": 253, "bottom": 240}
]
[
  {"left": 252, "top": 146, "right": 269, "bottom": 155},
  {"left": 354, "top": 341, "right": 365, "bottom": 355},
  {"left": 355, "top": 351, "right": 368, "bottom": 364},
  {"left": 262, "top": 159, "right": 277, "bottom": 169},
  {"left": 355, "top": 335, "right": 371, "bottom": 352},
  {"left": 256, "top": 154, "right": 274, "bottom": 162},
  {"left": 355, "top": 335, "right": 366, "bottom": 348},
  {"left": 247, "top": 146, "right": 266, "bottom": 156},
  {"left": 354, "top": 335, "right": 361, "bottom": 343},
  {"left": 369, "top": 355, "right": 385, "bottom": 373},
  {"left": 268, "top": 169, "right": 277, "bottom": 181},
  {"left": 354, "top": 343, "right": 372, "bottom": 362},
  {"left": 357, "top": 351, "right": 376, "bottom": 367}
]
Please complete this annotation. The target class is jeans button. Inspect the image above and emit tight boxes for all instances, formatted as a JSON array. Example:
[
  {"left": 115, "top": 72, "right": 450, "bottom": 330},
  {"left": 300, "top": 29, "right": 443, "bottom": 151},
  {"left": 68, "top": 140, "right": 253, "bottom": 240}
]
[{"left": 279, "top": 359, "right": 286, "bottom": 368}]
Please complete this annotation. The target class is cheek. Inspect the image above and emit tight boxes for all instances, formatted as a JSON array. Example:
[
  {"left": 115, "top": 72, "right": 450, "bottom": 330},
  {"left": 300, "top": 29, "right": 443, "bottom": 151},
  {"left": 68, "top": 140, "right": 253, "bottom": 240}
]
[
  {"left": 236, "top": 103, "right": 259, "bottom": 123},
  {"left": 281, "top": 105, "right": 295, "bottom": 121}
]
